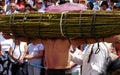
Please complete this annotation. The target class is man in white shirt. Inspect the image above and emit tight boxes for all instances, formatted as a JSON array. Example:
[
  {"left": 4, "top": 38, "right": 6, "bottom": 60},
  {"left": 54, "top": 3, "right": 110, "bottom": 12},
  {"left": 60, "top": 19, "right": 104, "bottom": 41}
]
[
  {"left": 25, "top": 38, "right": 44, "bottom": 75},
  {"left": 6, "top": 3, "right": 18, "bottom": 15},
  {"left": 69, "top": 45, "right": 81, "bottom": 75},
  {"left": 70, "top": 42, "right": 118, "bottom": 75}
]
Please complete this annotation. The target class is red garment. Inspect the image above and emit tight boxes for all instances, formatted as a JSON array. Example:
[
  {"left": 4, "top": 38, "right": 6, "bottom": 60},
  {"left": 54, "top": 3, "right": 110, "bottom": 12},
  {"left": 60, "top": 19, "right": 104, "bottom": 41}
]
[
  {"left": 117, "top": 52, "right": 120, "bottom": 57},
  {"left": 113, "top": 42, "right": 120, "bottom": 57},
  {"left": 16, "top": 3, "right": 25, "bottom": 10}
]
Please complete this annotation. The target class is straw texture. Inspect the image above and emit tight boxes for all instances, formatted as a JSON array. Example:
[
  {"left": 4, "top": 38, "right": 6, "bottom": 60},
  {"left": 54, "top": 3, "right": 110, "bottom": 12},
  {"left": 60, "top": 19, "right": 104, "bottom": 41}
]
[{"left": 0, "top": 11, "right": 120, "bottom": 39}]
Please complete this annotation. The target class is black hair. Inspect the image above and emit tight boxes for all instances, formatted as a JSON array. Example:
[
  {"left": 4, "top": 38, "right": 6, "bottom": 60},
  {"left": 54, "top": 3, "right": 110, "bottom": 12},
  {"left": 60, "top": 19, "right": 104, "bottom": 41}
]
[
  {"left": 100, "top": 1, "right": 109, "bottom": 8},
  {"left": 87, "top": 2, "right": 94, "bottom": 10},
  {"left": 58, "top": 0, "right": 69, "bottom": 5}
]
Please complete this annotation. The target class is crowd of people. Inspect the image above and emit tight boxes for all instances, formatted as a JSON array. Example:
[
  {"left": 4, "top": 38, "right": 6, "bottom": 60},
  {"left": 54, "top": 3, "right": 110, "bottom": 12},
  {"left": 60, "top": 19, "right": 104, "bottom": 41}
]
[
  {"left": 1, "top": 32, "right": 120, "bottom": 75},
  {"left": 0, "top": 0, "right": 120, "bottom": 15},
  {"left": 0, "top": 32, "right": 45, "bottom": 75},
  {"left": 0, "top": 0, "right": 120, "bottom": 75}
]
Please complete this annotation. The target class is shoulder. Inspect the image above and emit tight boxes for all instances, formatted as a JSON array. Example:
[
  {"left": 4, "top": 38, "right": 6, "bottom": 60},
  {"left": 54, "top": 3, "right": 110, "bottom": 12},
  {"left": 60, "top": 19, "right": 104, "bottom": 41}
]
[
  {"left": 37, "top": 43, "right": 44, "bottom": 47},
  {"left": 20, "top": 41, "right": 27, "bottom": 45},
  {"left": 28, "top": 43, "right": 33, "bottom": 46},
  {"left": 36, "top": 44, "right": 44, "bottom": 50},
  {"left": 6, "top": 10, "right": 11, "bottom": 15}
]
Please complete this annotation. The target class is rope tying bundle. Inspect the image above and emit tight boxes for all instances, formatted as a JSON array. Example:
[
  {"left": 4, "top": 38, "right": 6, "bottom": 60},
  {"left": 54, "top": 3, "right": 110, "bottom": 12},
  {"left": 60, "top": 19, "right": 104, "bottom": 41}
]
[
  {"left": 60, "top": 12, "right": 72, "bottom": 45},
  {"left": 79, "top": 11, "right": 83, "bottom": 38},
  {"left": 27, "top": 62, "right": 47, "bottom": 69},
  {"left": 91, "top": 11, "right": 97, "bottom": 40},
  {"left": 38, "top": 13, "right": 43, "bottom": 39},
  {"left": 22, "top": 13, "right": 27, "bottom": 38},
  {"left": 9, "top": 13, "right": 17, "bottom": 37},
  {"left": 60, "top": 12, "right": 66, "bottom": 38}
]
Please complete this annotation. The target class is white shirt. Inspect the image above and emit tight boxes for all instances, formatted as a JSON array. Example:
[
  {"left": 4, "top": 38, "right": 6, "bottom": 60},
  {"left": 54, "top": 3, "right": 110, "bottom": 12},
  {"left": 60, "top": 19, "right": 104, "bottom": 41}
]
[
  {"left": 1, "top": 39, "right": 13, "bottom": 52},
  {"left": 0, "top": 34, "right": 13, "bottom": 52},
  {"left": 71, "top": 42, "right": 111, "bottom": 75},
  {"left": 12, "top": 42, "right": 27, "bottom": 58},
  {"left": 6, "top": 10, "right": 18, "bottom": 15},
  {"left": 0, "top": 34, "right": 6, "bottom": 42},
  {"left": 37, "top": 3, "right": 46, "bottom": 12},
  {"left": 28, "top": 43, "right": 44, "bottom": 64}
]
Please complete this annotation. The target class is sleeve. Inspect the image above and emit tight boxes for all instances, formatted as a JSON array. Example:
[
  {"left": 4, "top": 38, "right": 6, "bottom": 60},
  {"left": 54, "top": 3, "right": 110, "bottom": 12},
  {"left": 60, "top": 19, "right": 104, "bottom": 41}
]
[
  {"left": 9, "top": 39, "right": 13, "bottom": 47},
  {"left": 70, "top": 52, "right": 83, "bottom": 65},
  {"left": 27, "top": 44, "right": 31, "bottom": 51},
  {"left": 38, "top": 44, "right": 44, "bottom": 51}
]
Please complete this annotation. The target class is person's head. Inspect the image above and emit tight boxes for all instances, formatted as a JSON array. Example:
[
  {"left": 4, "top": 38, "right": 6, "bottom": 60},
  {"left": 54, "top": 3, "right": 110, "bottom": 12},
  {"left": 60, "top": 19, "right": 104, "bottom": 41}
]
[
  {"left": 0, "top": 6, "right": 5, "bottom": 14},
  {"left": 79, "top": 0, "right": 87, "bottom": 5},
  {"left": 0, "top": 0, "right": 5, "bottom": 6},
  {"left": 24, "top": 4, "right": 32, "bottom": 13},
  {"left": 114, "top": 34, "right": 120, "bottom": 42},
  {"left": 113, "top": 2, "right": 120, "bottom": 10},
  {"left": 2, "top": 33, "right": 13, "bottom": 39},
  {"left": 58, "top": 0, "right": 69, "bottom": 5},
  {"left": 36, "top": 0, "right": 43, "bottom": 9},
  {"left": 0, "top": 0, "right": 2, "bottom": 5},
  {"left": 17, "top": 0, "right": 25, "bottom": 3},
  {"left": 13, "top": 35, "right": 28, "bottom": 44},
  {"left": 100, "top": 1, "right": 109, "bottom": 10},
  {"left": 10, "top": 3, "right": 17, "bottom": 11},
  {"left": 31, "top": 8, "right": 37, "bottom": 12},
  {"left": 10, "top": 0, "right": 16, "bottom": 3},
  {"left": 112, "top": 34, "right": 120, "bottom": 56},
  {"left": 28, "top": 37, "right": 42, "bottom": 44},
  {"left": 87, "top": 2, "right": 94, "bottom": 10},
  {"left": 73, "top": 0, "right": 79, "bottom": 3}
]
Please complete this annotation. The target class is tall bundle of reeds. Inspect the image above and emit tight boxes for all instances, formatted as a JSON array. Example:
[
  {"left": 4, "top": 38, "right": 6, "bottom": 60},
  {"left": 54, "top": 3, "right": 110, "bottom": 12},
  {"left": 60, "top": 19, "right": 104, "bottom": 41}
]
[{"left": 0, "top": 10, "right": 120, "bottom": 39}]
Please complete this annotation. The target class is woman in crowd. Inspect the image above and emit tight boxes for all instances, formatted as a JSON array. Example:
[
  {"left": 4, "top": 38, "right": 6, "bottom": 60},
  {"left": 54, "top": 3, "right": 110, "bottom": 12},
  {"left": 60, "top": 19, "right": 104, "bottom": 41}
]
[
  {"left": 25, "top": 38, "right": 44, "bottom": 75},
  {"left": 16, "top": 0, "right": 26, "bottom": 11},
  {"left": 9, "top": 36, "right": 28, "bottom": 75},
  {"left": 0, "top": 33, "right": 13, "bottom": 75}
]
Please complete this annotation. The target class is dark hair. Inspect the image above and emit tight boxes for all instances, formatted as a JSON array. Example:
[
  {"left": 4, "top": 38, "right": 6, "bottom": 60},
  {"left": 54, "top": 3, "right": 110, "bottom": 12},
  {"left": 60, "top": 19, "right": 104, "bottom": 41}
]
[
  {"left": 17, "top": 0, "right": 26, "bottom": 3},
  {"left": 58, "top": 0, "right": 69, "bottom": 5},
  {"left": 25, "top": 4, "right": 32, "bottom": 10},
  {"left": 100, "top": 1, "right": 109, "bottom": 8},
  {"left": 87, "top": 2, "right": 94, "bottom": 10}
]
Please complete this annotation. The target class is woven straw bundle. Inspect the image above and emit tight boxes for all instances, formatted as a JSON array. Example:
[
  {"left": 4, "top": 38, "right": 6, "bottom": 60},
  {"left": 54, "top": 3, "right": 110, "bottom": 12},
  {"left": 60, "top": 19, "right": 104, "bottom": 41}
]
[{"left": 0, "top": 10, "right": 120, "bottom": 39}]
